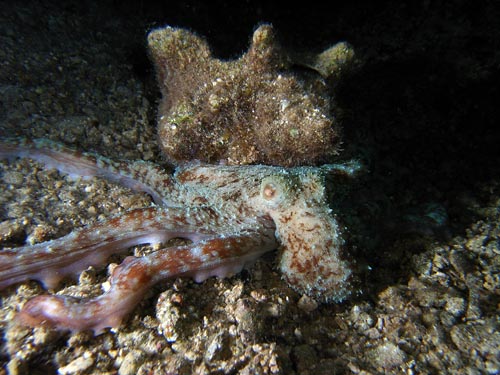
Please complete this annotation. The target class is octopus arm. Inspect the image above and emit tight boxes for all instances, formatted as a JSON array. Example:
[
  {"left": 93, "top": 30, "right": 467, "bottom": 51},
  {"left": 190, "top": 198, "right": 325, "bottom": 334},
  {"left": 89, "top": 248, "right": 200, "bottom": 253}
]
[
  {"left": 16, "top": 228, "right": 278, "bottom": 334},
  {"left": 0, "top": 138, "right": 173, "bottom": 205},
  {"left": 0, "top": 206, "right": 219, "bottom": 290}
]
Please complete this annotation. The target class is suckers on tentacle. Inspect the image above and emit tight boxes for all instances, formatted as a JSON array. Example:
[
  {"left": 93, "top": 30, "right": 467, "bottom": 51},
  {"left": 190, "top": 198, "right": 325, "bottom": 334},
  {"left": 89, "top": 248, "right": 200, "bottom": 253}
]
[{"left": 16, "top": 230, "right": 277, "bottom": 334}]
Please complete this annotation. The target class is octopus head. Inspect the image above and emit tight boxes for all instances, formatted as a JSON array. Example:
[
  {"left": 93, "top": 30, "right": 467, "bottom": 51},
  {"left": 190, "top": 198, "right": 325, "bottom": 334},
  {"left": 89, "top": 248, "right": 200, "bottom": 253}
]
[{"left": 258, "top": 169, "right": 353, "bottom": 302}]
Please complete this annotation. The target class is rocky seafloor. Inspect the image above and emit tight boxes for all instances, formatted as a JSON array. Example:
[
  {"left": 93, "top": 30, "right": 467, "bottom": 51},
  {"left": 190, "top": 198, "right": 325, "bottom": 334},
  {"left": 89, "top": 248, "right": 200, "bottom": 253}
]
[{"left": 0, "top": 1, "right": 499, "bottom": 374}]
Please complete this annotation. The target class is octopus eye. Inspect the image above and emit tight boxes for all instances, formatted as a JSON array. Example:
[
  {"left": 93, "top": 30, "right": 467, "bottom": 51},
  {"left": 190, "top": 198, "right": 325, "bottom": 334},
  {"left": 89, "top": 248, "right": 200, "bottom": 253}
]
[
  {"left": 262, "top": 182, "right": 278, "bottom": 200},
  {"left": 260, "top": 175, "right": 294, "bottom": 207}
]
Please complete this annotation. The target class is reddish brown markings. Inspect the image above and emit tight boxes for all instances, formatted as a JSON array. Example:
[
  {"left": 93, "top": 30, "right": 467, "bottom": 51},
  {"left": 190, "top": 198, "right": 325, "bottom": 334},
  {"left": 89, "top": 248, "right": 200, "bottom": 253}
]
[
  {"left": 71, "top": 150, "right": 86, "bottom": 159},
  {"left": 289, "top": 253, "right": 313, "bottom": 274},
  {"left": 177, "top": 170, "right": 210, "bottom": 183},
  {"left": 201, "top": 237, "right": 243, "bottom": 258},
  {"left": 106, "top": 207, "right": 156, "bottom": 229},
  {"left": 297, "top": 222, "right": 321, "bottom": 232},
  {"left": 285, "top": 232, "right": 325, "bottom": 275},
  {"left": 259, "top": 214, "right": 276, "bottom": 229},
  {"left": 16, "top": 296, "right": 66, "bottom": 328},
  {"left": 204, "top": 207, "right": 220, "bottom": 220},
  {"left": 192, "top": 196, "right": 208, "bottom": 204},
  {"left": 201, "top": 238, "right": 226, "bottom": 253},
  {"left": 0, "top": 250, "right": 21, "bottom": 257},
  {"left": 120, "top": 262, "right": 153, "bottom": 288},
  {"left": 175, "top": 252, "right": 202, "bottom": 269},
  {"left": 175, "top": 170, "right": 195, "bottom": 182},
  {"left": 107, "top": 215, "right": 129, "bottom": 229},
  {"left": 279, "top": 214, "right": 293, "bottom": 224},
  {"left": 224, "top": 191, "right": 242, "bottom": 201},
  {"left": 169, "top": 214, "right": 188, "bottom": 225}
]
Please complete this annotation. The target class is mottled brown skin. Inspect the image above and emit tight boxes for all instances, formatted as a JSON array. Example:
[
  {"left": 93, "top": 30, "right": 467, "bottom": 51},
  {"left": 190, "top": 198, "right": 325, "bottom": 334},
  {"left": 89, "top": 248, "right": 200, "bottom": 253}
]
[{"left": 148, "top": 24, "right": 348, "bottom": 166}]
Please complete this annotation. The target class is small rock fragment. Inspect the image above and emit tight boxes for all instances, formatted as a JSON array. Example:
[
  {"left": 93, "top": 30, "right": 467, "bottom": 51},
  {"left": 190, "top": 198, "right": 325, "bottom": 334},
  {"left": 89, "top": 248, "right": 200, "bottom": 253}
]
[
  {"left": 368, "top": 342, "right": 407, "bottom": 369},
  {"left": 297, "top": 294, "right": 318, "bottom": 312},
  {"left": 118, "top": 350, "right": 145, "bottom": 375},
  {"left": 58, "top": 354, "right": 94, "bottom": 375}
]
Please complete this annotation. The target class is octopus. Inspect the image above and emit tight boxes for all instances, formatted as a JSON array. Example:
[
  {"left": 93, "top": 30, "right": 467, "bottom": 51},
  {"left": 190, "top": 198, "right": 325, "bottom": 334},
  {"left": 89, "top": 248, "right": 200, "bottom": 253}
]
[{"left": 0, "top": 138, "right": 359, "bottom": 334}]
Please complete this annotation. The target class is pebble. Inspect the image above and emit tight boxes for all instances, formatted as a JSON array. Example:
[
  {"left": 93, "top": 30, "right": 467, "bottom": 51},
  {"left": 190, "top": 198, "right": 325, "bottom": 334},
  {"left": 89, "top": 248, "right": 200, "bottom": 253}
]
[
  {"left": 58, "top": 354, "right": 94, "bottom": 375},
  {"left": 297, "top": 294, "right": 318, "bottom": 312},
  {"left": 368, "top": 342, "right": 407, "bottom": 369},
  {"left": 118, "top": 350, "right": 145, "bottom": 375}
]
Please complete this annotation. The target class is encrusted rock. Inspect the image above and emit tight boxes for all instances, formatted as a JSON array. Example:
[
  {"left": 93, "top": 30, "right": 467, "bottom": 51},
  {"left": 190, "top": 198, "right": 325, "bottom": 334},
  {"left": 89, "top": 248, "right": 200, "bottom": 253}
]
[{"left": 148, "top": 24, "right": 354, "bottom": 166}]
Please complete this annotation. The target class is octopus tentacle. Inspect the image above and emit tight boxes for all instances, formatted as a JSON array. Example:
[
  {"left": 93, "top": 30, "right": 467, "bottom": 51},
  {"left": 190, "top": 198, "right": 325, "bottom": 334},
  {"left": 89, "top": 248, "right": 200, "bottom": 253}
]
[
  {"left": 1, "top": 136, "right": 357, "bottom": 333},
  {"left": 16, "top": 229, "right": 278, "bottom": 334},
  {"left": 0, "top": 138, "right": 173, "bottom": 205},
  {"left": 0, "top": 206, "right": 225, "bottom": 289}
]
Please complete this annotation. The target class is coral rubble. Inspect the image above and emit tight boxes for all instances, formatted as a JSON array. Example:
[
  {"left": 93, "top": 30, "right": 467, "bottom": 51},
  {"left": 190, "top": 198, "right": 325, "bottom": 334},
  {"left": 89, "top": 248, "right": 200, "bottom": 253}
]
[{"left": 148, "top": 24, "right": 354, "bottom": 166}]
